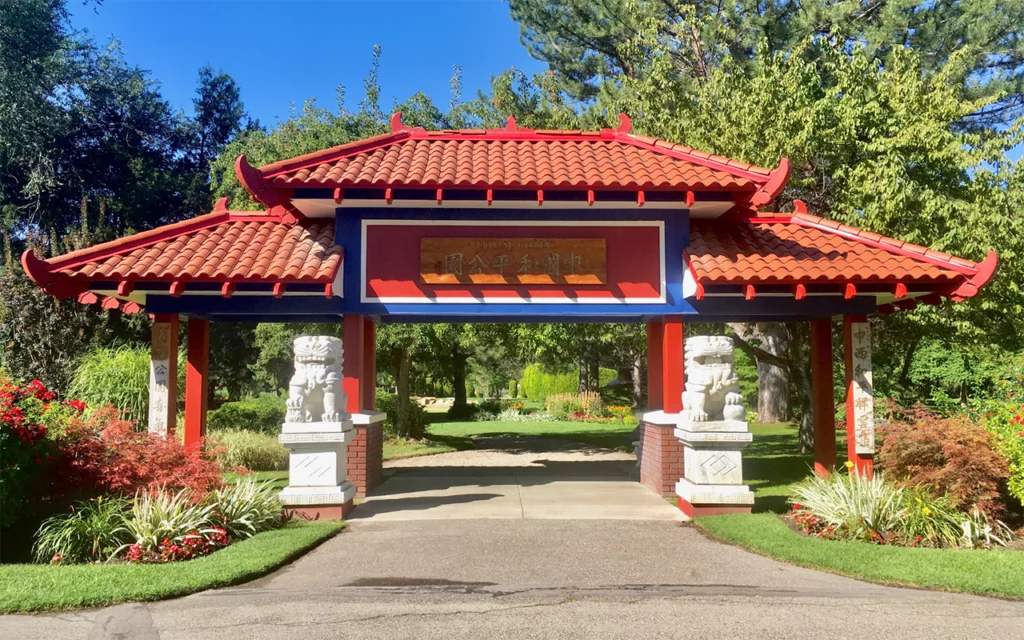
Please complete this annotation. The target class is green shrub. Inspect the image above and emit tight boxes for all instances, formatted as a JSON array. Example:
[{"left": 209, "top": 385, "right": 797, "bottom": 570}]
[
  {"left": 70, "top": 344, "right": 182, "bottom": 428},
  {"left": 32, "top": 497, "right": 131, "bottom": 564},
  {"left": 206, "top": 477, "right": 284, "bottom": 540},
  {"left": 546, "top": 391, "right": 603, "bottom": 419},
  {"left": 519, "top": 364, "right": 578, "bottom": 401},
  {"left": 977, "top": 401, "right": 1024, "bottom": 510},
  {"left": 376, "top": 392, "right": 429, "bottom": 439},
  {"left": 209, "top": 429, "right": 288, "bottom": 472},
  {"left": 208, "top": 394, "right": 285, "bottom": 435}
]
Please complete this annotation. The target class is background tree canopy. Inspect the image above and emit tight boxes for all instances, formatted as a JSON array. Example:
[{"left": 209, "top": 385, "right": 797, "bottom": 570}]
[{"left": 1, "top": 0, "right": 1021, "bottom": 450}]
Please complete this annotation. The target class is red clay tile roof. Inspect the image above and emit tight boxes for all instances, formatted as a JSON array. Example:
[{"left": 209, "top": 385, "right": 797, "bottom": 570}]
[
  {"left": 21, "top": 208, "right": 342, "bottom": 298},
  {"left": 688, "top": 213, "right": 995, "bottom": 299},
  {"left": 241, "top": 114, "right": 786, "bottom": 197}
]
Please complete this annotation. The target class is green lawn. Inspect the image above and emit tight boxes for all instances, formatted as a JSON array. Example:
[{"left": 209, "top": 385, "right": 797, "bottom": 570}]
[
  {"left": 697, "top": 514, "right": 1024, "bottom": 598},
  {"left": 427, "top": 419, "right": 636, "bottom": 451},
  {"left": 0, "top": 521, "right": 344, "bottom": 613},
  {"left": 697, "top": 422, "right": 1024, "bottom": 599}
]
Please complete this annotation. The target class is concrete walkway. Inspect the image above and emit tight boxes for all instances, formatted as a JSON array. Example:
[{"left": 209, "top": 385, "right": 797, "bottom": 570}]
[
  {"left": 6, "top": 519, "right": 1023, "bottom": 640},
  {"left": 4, "top": 437, "right": 1023, "bottom": 639},
  {"left": 353, "top": 435, "right": 682, "bottom": 521}
]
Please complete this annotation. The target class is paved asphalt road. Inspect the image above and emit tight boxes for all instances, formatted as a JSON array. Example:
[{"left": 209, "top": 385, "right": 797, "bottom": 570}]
[{"left": 4, "top": 519, "right": 1024, "bottom": 640}]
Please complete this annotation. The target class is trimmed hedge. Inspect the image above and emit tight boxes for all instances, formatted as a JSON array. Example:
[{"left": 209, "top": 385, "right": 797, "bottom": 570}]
[{"left": 208, "top": 395, "right": 286, "bottom": 435}]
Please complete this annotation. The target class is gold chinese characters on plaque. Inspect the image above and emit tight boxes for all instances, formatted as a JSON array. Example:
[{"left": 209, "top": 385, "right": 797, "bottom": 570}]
[{"left": 420, "top": 238, "right": 606, "bottom": 285}]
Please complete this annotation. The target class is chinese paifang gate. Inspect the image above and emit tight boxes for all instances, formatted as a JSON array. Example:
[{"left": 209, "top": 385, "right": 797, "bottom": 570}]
[{"left": 22, "top": 113, "right": 998, "bottom": 518}]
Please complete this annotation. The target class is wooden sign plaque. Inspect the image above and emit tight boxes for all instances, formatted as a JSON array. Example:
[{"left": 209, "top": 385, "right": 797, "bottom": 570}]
[{"left": 420, "top": 237, "right": 606, "bottom": 285}]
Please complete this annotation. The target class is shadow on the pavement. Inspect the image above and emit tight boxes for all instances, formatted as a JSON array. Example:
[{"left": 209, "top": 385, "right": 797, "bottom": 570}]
[
  {"left": 379, "top": 459, "right": 637, "bottom": 494},
  {"left": 350, "top": 492, "right": 506, "bottom": 517}
]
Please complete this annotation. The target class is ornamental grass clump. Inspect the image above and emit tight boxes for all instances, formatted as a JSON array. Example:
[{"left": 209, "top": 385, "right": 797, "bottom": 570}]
[
  {"left": 790, "top": 467, "right": 1014, "bottom": 549},
  {"left": 209, "top": 429, "right": 288, "bottom": 472},
  {"left": 114, "top": 487, "right": 221, "bottom": 561},
  {"left": 207, "top": 477, "right": 285, "bottom": 540},
  {"left": 32, "top": 497, "right": 131, "bottom": 564}
]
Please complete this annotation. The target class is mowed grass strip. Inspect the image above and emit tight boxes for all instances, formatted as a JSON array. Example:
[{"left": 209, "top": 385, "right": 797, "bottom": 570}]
[
  {"left": 0, "top": 521, "right": 343, "bottom": 613},
  {"left": 428, "top": 420, "right": 635, "bottom": 451},
  {"left": 695, "top": 513, "right": 1024, "bottom": 599}
]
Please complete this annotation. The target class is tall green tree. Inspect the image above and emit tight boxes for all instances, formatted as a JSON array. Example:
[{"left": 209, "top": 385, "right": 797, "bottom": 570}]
[{"left": 509, "top": 0, "right": 1024, "bottom": 123}]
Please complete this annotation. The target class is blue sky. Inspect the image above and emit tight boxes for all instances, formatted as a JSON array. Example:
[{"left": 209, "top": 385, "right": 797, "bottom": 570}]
[{"left": 69, "top": 0, "right": 545, "bottom": 125}]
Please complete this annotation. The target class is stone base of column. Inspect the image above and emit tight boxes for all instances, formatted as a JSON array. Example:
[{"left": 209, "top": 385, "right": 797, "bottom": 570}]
[
  {"left": 348, "top": 412, "right": 386, "bottom": 497},
  {"left": 675, "top": 478, "right": 755, "bottom": 518},
  {"left": 637, "top": 412, "right": 685, "bottom": 496},
  {"left": 676, "top": 497, "right": 752, "bottom": 518},
  {"left": 284, "top": 498, "right": 355, "bottom": 521}
]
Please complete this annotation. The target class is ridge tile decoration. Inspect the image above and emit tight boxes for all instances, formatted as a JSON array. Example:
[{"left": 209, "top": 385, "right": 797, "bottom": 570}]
[{"left": 420, "top": 237, "right": 606, "bottom": 285}]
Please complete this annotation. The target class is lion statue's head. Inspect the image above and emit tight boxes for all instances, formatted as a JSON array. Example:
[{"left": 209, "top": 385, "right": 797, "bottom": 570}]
[
  {"left": 684, "top": 335, "right": 735, "bottom": 371},
  {"left": 293, "top": 335, "right": 342, "bottom": 366}
]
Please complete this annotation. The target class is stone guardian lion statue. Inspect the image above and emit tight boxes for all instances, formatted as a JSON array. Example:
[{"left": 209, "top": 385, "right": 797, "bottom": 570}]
[
  {"left": 286, "top": 336, "right": 346, "bottom": 423},
  {"left": 681, "top": 335, "right": 746, "bottom": 422}
]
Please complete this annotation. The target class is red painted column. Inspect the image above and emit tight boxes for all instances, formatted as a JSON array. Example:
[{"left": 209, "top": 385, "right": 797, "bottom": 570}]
[
  {"left": 843, "top": 315, "right": 874, "bottom": 476},
  {"left": 343, "top": 314, "right": 364, "bottom": 414},
  {"left": 362, "top": 318, "right": 376, "bottom": 411},
  {"left": 646, "top": 319, "right": 664, "bottom": 410},
  {"left": 662, "top": 317, "right": 685, "bottom": 414},
  {"left": 184, "top": 318, "right": 210, "bottom": 450},
  {"left": 809, "top": 319, "right": 836, "bottom": 477}
]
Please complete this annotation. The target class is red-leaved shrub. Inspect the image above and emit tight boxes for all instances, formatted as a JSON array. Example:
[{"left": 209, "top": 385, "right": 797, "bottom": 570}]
[
  {"left": 56, "top": 406, "right": 224, "bottom": 497},
  {"left": 877, "top": 404, "right": 1009, "bottom": 517}
]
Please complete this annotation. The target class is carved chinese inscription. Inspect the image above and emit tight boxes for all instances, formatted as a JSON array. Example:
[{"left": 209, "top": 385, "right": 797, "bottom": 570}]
[
  {"left": 849, "top": 322, "right": 875, "bottom": 455},
  {"left": 420, "top": 238, "right": 606, "bottom": 285}
]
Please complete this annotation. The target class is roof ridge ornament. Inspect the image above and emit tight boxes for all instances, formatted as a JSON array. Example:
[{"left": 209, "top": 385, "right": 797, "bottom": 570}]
[
  {"left": 615, "top": 113, "right": 632, "bottom": 134},
  {"left": 505, "top": 114, "right": 518, "bottom": 131},
  {"left": 389, "top": 111, "right": 426, "bottom": 134}
]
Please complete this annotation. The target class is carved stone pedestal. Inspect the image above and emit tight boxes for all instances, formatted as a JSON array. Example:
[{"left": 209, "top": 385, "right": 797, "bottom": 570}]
[
  {"left": 674, "top": 420, "right": 754, "bottom": 517},
  {"left": 674, "top": 335, "right": 755, "bottom": 517},
  {"left": 278, "top": 422, "right": 357, "bottom": 519}
]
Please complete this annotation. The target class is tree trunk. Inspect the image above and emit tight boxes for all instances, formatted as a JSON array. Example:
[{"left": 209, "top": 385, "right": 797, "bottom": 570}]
[
  {"left": 787, "top": 323, "right": 814, "bottom": 453},
  {"left": 452, "top": 347, "right": 468, "bottom": 411},
  {"left": 578, "top": 358, "right": 588, "bottom": 393},
  {"left": 729, "top": 322, "right": 790, "bottom": 424},
  {"left": 631, "top": 353, "right": 643, "bottom": 407},
  {"left": 588, "top": 360, "right": 600, "bottom": 392},
  {"left": 395, "top": 349, "right": 412, "bottom": 438}
]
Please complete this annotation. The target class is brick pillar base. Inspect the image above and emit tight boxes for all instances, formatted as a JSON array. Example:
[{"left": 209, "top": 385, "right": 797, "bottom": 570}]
[
  {"left": 637, "top": 415, "right": 684, "bottom": 496},
  {"left": 347, "top": 417, "right": 384, "bottom": 497}
]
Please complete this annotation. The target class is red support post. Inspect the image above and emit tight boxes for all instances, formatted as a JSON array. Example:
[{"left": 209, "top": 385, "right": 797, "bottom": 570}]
[
  {"left": 362, "top": 318, "right": 376, "bottom": 411},
  {"left": 662, "top": 317, "right": 685, "bottom": 414},
  {"left": 184, "top": 318, "right": 210, "bottom": 450},
  {"left": 810, "top": 319, "right": 836, "bottom": 476},
  {"left": 843, "top": 315, "right": 874, "bottom": 476},
  {"left": 646, "top": 320, "right": 664, "bottom": 411},
  {"left": 343, "top": 314, "right": 364, "bottom": 415}
]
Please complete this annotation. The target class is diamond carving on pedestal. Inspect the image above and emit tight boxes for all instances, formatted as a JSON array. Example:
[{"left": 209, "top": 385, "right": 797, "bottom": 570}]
[{"left": 701, "top": 454, "right": 737, "bottom": 477}]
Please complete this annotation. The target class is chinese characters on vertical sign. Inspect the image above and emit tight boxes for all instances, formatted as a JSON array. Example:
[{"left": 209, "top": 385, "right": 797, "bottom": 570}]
[
  {"left": 420, "top": 238, "right": 606, "bottom": 285},
  {"left": 849, "top": 322, "right": 875, "bottom": 455},
  {"left": 148, "top": 323, "right": 172, "bottom": 436}
]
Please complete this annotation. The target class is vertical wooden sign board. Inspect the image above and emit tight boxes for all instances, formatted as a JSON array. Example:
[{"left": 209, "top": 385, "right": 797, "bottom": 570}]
[
  {"left": 848, "top": 320, "right": 875, "bottom": 456},
  {"left": 148, "top": 318, "right": 177, "bottom": 436}
]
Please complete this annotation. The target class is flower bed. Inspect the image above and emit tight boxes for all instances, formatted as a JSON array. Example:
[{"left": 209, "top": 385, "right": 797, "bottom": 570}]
[{"left": 788, "top": 464, "right": 1014, "bottom": 549}]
